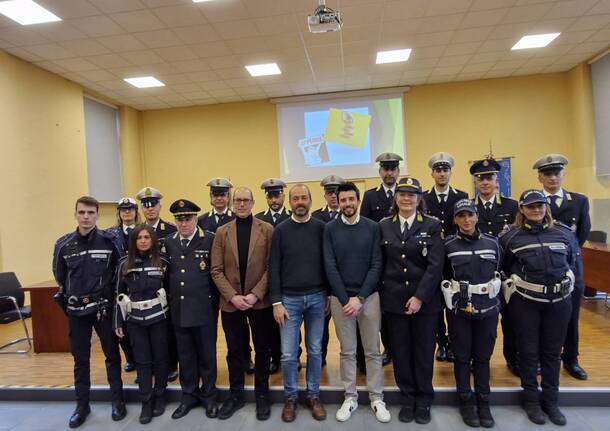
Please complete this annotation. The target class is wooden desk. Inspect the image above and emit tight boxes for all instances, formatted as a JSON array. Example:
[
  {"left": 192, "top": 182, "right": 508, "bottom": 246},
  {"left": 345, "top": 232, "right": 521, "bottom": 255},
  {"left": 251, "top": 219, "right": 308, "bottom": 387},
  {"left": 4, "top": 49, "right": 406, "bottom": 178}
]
[
  {"left": 582, "top": 241, "right": 610, "bottom": 295},
  {"left": 22, "top": 280, "right": 69, "bottom": 353}
]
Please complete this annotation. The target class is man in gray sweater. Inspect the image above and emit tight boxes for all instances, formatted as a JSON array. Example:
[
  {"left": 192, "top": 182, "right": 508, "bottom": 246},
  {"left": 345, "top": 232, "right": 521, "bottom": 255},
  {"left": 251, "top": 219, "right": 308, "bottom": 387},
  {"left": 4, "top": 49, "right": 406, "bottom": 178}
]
[{"left": 323, "top": 182, "right": 390, "bottom": 423}]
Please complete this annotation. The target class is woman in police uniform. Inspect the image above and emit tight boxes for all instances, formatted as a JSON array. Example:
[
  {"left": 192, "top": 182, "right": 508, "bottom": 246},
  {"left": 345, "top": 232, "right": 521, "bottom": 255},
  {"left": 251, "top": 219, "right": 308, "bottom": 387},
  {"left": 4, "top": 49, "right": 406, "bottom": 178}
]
[
  {"left": 379, "top": 177, "right": 444, "bottom": 425},
  {"left": 443, "top": 199, "right": 502, "bottom": 428},
  {"left": 114, "top": 225, "right": 170, "bottom": 425},
  {"left": 500, "top": 190, "right": 575, "bottom": 426}
]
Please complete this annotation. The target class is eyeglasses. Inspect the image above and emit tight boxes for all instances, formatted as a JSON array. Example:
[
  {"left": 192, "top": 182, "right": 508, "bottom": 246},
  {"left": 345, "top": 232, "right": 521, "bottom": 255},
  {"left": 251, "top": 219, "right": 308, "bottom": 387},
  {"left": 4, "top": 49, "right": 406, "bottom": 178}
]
[{"left": 233, "top": 198, "right": 253, "bottom": 206}]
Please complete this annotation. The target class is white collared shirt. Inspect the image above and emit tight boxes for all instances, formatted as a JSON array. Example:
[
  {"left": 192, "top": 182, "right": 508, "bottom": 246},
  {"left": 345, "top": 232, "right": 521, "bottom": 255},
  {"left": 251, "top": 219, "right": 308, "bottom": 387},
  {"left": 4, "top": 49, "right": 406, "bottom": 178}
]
[
  {"left": 399, "top": 213, "right": 416, "bottom": 233},
  {"left": 480, "top": 194, "right": 496, "bottom": 210},
  {"left": 434, "top": 186, "right": 450, "bottom": 203},
  {"left": 543, "top": 188, "right": 564, "bottom": 207},
  {"left": 270, "top": 207, "right": 285, "bottom": 219},
  {"left": 147, "top": 219, "right": 160, "bottom": 230},
  {"left": 122, "top": 224, "right": 136, "bottom": 235},
  {"left": 214, "top": 209, "right": 228, "bottom": 224},
  {"left": 291, "top": 214, "right": 311, "bottom": 223},
  {"left": 382, "top": 184, "right": 396, "bottom": 198},
  {"left": 341, "top": 214, "right": 360, "bottom": 225},
  {"left": 179, "top": 230, "right": 197, "bottom": 247}
]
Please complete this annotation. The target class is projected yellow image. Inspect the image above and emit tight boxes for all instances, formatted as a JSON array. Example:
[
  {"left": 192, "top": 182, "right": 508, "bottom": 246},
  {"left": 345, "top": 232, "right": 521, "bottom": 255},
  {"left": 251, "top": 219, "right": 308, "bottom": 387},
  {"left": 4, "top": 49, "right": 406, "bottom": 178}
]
[{"left": 324, "top": 108, "right": 371, "bottom": 148}]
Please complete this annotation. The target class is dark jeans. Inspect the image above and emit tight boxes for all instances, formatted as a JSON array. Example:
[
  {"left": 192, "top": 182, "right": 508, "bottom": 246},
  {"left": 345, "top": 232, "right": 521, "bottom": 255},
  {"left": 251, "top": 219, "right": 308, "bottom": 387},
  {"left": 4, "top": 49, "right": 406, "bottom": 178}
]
[
  {"left": 68, "top": 312, "right": 123, "bottom": 407},
  {"left": 510, "top": 294, "right": 572, "bottom": 406},
  {"left": 386, "top": 311, "right": 438, "bottom": 408},
  {"left": 126, "top": 320, "right": 169, "bottom": 401},
  {"left": 449, "top": 313, "right": 498, "bottom": 396},
  {"left": 222, "top": 307, "right": 274, "bottom": 396}
]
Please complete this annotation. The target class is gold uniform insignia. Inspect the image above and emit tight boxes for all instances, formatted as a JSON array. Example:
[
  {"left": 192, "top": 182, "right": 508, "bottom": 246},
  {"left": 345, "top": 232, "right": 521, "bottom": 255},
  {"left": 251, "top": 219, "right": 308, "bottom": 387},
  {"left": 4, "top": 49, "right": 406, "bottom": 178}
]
[
  {"left": 482, "top": 160, "right": 489, "bottom": 167},
  {"left": 179, "top": 200, "right": 185, "bottom": 208},
  {"left": 83, "top": 297, "right": 90, "bottom": 304},
  {"left": 145, "top": 187, "right": 152, "bottom": 197},
  {"left": 406, "top": 178, "right": 413, "bottom": 185},
  {"left": 200, "top": 260, "right": 207, "bottom": 270}
]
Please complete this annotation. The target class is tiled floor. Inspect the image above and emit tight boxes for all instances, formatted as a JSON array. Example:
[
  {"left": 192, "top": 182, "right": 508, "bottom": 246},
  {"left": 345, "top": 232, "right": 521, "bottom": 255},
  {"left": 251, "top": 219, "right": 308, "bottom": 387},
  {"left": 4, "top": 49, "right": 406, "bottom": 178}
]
[{"left": 0, "top": 401, "right": 608, "bottom": 431}]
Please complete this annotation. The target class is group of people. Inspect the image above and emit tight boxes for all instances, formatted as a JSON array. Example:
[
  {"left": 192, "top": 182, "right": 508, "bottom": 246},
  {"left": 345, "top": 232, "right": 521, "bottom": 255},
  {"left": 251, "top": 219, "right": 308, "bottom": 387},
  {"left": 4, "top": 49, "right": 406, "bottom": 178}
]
[{"left": 52, "top": 150, "right": 590, "bottom": 428}]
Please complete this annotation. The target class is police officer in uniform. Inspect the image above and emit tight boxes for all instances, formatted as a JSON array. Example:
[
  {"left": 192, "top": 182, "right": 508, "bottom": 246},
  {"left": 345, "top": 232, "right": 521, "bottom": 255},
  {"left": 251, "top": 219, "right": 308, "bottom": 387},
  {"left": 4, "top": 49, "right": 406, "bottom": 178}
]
[
  {"left": 165, "top": 199, "right": 219, "bottom": 420},
  {"left": 533, "top": 154, "right": 591, "bottom": 381},
  {"left": 107, "top": 197, "right": 139, "bottom": 372},
  {"left": 256, "top": 178, "right": 291, "bottom": 227},
  {"left": 361, "top": 153, "right": 402, "bottom": 366},
  {"left": 114, "top": 224, "right": 170, "bottom": 424},
  {"left": 255, "top": 178, "right": 291, "bottom": 374},
  {"left": 423, "top": 152, "right": 469, "bottom": 364},
  {"left": 312, "top": 175, "right": 344, "bottom": 223},
  {"left": 136, "top": 186, "right": 179, "bottom": 383},
  {"left": 500, "top": 190, "right": 576, "bottom": 426},
  {"left": 52, "top": 196, "right": 126, "bottom": 428},
  {"left": 198, "top": 178, "right": 236, "bottom": 233},
  {"left": 470, "top": 158, "right": 520, "bottom": 377},
  {"left": 443, "top": 199, "right": 501, "bottom": 428},
  {"left": 379, "top": 177, "right": 444, "bottom": 425}
]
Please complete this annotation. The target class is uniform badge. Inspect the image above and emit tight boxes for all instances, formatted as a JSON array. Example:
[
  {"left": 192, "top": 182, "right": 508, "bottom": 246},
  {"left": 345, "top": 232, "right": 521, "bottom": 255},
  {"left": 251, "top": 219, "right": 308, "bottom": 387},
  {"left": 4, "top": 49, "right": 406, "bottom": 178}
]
[
  {"left": 422, "top": 245, "right": 428, "bottom": 257},
  {"left": 179, "top": 200, "right": 185, "bottom": 208},
  {"left": 161, "top": 245, "right": 166, "bottom": 254},
  {"left": 160, "top": 223, "right": 166, "bottom": 230},
  {"left": 200, "top": 260, "right": 207, "bottom": 270},
  {"left": 145, "top": 187, "right": 152, "bottom": 197},
  {"left": 406, "top": 178, "right": 413, "bottom": 185},
  {"left": 82, "top": 297, "right": 90, "bottom": 304}
]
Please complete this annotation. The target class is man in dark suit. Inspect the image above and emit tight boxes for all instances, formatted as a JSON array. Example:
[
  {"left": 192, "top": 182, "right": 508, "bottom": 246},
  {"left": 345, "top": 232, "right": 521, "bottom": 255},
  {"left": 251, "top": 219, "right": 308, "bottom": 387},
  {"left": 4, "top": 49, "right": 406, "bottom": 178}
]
[
  {"left": 198, "top": 177, "right": 236, "bottom": 233},
  {"left": 165, "top": 199, "right": 219, "bottom": 420},
  {"left": 136, "top": 186, "right": 179, "bottom": 382},
  {"left": 534, "top": 153, "right": 591, "bottom": 380},
  {"left": 312, "top": 175, "right": 344, "bottom": 223},
  {"left": 422, "top": 152, "right": 469, "bottom": 363},
  {"left": 470, "top": 158, "right": 519, "bottom": 377},
  {"left": 212, "top": 187, "right": 275, "bottom": 420},
  {"left": 361, "top": 153, "right": 403, "bottom": 367}
]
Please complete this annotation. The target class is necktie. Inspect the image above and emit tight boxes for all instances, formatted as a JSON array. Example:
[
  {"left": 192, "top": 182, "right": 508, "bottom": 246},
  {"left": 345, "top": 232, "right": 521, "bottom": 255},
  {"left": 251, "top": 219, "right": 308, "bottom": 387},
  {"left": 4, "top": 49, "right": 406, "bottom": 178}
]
[
  {"left": 484, "top": 201, "right": 492, "bottom": 211},
  {"left": 181, "top": 239, "right": 189, "bottom": 248},
  {"left": 402, "top": 221, "right": 409, "bottom": 235},
  {"left": 126, "top": 227, "right": 134, "bottom": 237},
  {"left": 387, "top": 190, "right": 393, "bottom": 200},
  {"left": 272, "top": 213, "right": 279, "bottom": 224},
  {"left": 549, "top": 195, "right": 560, "bottom": 208},
  {"left": 438, "top": 193, "right": 446, "bottom": 204},
  {"left": 330, "top": 210, "right": 337, "bottom": 219},
  {"left": 215, "top": 213, "right": 223, "bottom": 224}
]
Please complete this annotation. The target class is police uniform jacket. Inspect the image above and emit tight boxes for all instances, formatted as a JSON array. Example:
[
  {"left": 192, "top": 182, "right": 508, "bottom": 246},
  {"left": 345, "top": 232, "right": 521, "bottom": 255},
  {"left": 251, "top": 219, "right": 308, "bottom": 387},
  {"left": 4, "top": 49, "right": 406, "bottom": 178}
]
[
  {"left": 548, "top": 190, "right": 591, "bottom": 247},
  {"left": 52, "top": 227, "right": 120, "bottom": 313},
  {"left": 361, "top": 185, "right": 394, "bottom": 222},
  {"left": 255, "top": 207, "right": 291, "bottom": 227},
  {"left": 197, "top": 209, "right": 235, "bottom": 233},
  {"left": 423, "top": 187, "right": 469, "bottom": 237},
  {"left": 114, "top": 254, "right": 170, "bottom": 328},
  {"left": 312, "top": 205, "right": 339, "bottom": 223},
  {"left": 474, "top": 195, "right": 518, "bottom": 236},
  {"left": 152, "top": 218, "right": 177, "bottom": 238},
  {"left": 107, "top": 225, "right": 130, "bottom": 256},
  {"left": 444, "top": 231, "right": 502, "bottom": 318},
  {"left": 163, "top": 227, "right": 217, "bottom": 328},
  {"left": 500, "top": 223, "right": 575, "bottom": 302},
  {"left": 379, "top": 212, "right": 444, "bottom": 315}
]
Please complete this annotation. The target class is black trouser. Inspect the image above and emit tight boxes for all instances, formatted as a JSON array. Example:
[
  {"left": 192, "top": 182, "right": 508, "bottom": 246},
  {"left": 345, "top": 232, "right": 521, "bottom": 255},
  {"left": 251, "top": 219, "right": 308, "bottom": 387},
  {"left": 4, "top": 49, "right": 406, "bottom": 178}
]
[
  {"left": 561, "top": 282, "right": 583, "bottom": 363},
  {"left": 436, "top": 306, "right": 450, "bottom": 347},
  {"left": 510, "top": 294, "right": 572, "bottom": 406},
  {"left": 500, "top": 297, "right": 518, "bottom": 365},
  {"left": 221, "top": 307, "right": 274, "bottom": 397},
  {"left": 126, "top": 320, "right": 169, "bottom": 401},
  {"left": 166, "top": 314, "right": 179, "bottom": 374},
  {"left": 68, "top": 311, "right": 123, "bottom": 407},
  {"left": 449, "top": 313, "right": 498, "bottom": 396},
  {"left": 174, "top": 322, "right": 218, "bottom": 404},
  {"left": 119, "top": 331, "right": 135, "bottom": 364},
  {"left": 386, "top": 311, "right": 438, "bottom": 408},
  {"left": 270, "top": 320, "right": 282, "bottom": 365}
]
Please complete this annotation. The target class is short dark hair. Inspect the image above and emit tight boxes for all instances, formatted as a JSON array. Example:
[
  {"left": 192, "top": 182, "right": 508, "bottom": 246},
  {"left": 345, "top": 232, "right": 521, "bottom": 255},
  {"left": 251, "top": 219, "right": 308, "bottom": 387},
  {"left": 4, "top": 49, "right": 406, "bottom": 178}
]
[
  {"left": 75, "top": 196, "right": 99, "bottom": 212},
  {"left": 336, "top": 182, "right": 360, "bottom": 201}
]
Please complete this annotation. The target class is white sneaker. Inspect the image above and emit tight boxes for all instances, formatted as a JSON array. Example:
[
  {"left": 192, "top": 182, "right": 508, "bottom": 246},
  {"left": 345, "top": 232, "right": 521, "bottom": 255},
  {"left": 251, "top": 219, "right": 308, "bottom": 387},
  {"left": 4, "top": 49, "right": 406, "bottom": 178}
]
[
  {"left": 371, "top": 400, "right": 391, "bottom": 423},
  {"left": 336, "top": 398, "right": 358, "bottom": 422}
]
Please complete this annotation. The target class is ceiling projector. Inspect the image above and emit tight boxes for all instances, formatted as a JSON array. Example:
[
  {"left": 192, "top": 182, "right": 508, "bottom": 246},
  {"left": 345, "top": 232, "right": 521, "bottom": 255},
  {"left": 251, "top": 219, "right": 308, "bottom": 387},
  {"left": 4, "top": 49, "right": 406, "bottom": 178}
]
[{"left": 308, "top": 1, "right": 342, "bottom": 33}]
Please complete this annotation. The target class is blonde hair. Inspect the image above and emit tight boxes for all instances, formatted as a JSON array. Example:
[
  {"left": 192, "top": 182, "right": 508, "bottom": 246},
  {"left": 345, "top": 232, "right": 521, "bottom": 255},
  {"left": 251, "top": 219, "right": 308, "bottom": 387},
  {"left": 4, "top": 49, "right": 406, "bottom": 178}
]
[{"left": 514, "top": 203, "right": 554, "bottom": 228}]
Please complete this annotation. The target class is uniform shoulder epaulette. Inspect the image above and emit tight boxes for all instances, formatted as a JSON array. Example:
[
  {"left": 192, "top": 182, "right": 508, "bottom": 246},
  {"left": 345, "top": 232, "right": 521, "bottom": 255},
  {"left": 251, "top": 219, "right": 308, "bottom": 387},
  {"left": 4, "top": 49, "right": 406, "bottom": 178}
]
[
  {"left": 54, "top": 231, "right": 75, "bottom": 249},
  {"left": 423, "top": 213, "right": 439, "bottom": 221},
  {"left": 379, "top": 215, "right": 393, "bottom": 223},
  {"left": 498, "top": 225, "right": 516, "bottom": 239},
  {"left": 444, "top": 233, "right": 457, "bottom": 243},
  {"left": 100, "top": 228, "right": 119, "bottom": 239},
  {"left": 554, "top": 220, "right": 573, "bottom": 232},
  {"left": 480, "top": 232, "right": 497, "bottom": 241},
  {"left": 160, "top": 256, "right": 170, "bottom": 266}
]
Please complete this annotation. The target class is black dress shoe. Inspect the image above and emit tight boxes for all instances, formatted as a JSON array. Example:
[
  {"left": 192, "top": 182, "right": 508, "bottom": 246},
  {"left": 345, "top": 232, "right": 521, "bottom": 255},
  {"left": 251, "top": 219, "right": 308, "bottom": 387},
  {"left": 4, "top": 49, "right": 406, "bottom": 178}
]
[
  {"left": 459, "top": 394, "right": 480, "bottom": 428},
  {"left": 124, "top": 361, "right": 135, "bottom": 372},
  {"left": 246, "top": 359, "right": 255, "bottom": 375},
  {"left": 542, "top": 404, "right": 567, "bottom": 426},
  {"left": 524, "top": 403, "right": 545, "bottom": 425},
  {"left": 256, "top": 395, "right": 271, "bottom": 420},
  {"left": 563, "top": 361, "right": 588, "bottom": 380},
  {"left": 415, "top": 406, "right": 431, "bottom": 424},
  {"left": 506, "top": 361, "right": 521, "bottom": 378},
  {"left": 435, "top": 345, "right": 448, "bottom": 362},
  {"left": 218, "top": 396, "right": 245, "bottom": 420},
  {"left": 172, "top": 402, "right": 197, "bottom": 419},
  {"left": 152, "top": 395, "right": 165, "bottom": 417},
  {"left": 168, "top": 369, "right": 179, "bottom": 382},
  {"left": 111, "top": 400, "right": 127, "bottom": 421},
  {"left": 382, "top": 350, "right": 392, "bottom": 366},
  {"left": 269, "top": 359, "right": 280, "bottom": 374},
  {"left": 398, "top": 405, "right": 414, "bottom": 423},
  {"left": 68, "top": 405, "right": 90, "bottom": 428},
  {"left": 204, "top": 400, "right": 219, "bottom": 418},
  {"left": 139, "top": 400, "right": 154, "bottom": 424}
]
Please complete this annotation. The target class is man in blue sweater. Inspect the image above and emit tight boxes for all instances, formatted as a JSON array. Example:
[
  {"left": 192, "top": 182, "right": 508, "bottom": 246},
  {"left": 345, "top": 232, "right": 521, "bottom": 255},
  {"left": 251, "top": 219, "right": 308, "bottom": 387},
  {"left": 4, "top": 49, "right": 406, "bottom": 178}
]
[
  {"left": 270, "top": 184, "right": 328, "bottom": 423},
  {"left": 323, "top": 182, "right": 389, "bottom": 423}
]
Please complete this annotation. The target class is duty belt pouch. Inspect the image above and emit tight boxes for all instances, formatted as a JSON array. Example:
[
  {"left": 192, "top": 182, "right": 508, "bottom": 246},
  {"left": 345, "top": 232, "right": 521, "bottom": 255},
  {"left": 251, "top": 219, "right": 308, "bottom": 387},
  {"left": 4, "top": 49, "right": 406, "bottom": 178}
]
[
  {"left": 459, "top": 281, "right": 469, "bottom": 299},
  {"left": 117, "top": 294, "right": 132, "bottom": 320},
  {"left": 502, "top": 278, "right": 516, "bottom": 304},
  {"left": 440, "top": 280, "right": 455, "bottom": 310}
]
